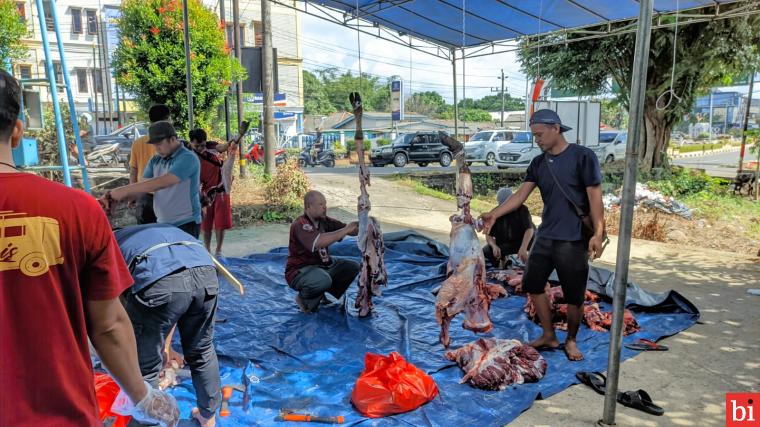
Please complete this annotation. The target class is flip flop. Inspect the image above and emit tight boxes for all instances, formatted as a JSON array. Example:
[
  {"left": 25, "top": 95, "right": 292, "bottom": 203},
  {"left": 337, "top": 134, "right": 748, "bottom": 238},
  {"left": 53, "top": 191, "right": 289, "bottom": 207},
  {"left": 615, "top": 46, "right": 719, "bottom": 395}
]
[
  {"left": 535, "top": 343, "right": 564, "bottom": 352},
  {"left": 617, "top": 389, "right": 665, "bottom": 416},
  {"left": 625, "top": 339, "right": 669, "bottom": 351},
  {"left": 575, "top": 371, "right": 606, "bottom": 395}
]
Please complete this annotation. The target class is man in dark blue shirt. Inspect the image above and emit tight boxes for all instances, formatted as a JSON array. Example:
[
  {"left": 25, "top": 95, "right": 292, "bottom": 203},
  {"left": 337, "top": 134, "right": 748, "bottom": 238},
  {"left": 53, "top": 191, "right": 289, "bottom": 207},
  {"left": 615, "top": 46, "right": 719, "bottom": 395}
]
[
  {"left": 481, "top": 110, "right": 606, "bottom": 361},
  {"left": 114, "top": 224, "right": 221, "bottom": 427}
]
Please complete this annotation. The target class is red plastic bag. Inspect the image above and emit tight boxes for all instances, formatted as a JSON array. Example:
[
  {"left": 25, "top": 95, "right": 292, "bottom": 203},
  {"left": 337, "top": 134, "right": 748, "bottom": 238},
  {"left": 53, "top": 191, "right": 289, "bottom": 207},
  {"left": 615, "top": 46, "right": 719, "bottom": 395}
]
[
  {"left": 351, "top": 352, "right": 439, "bottom": 418},
  {"left": 94, "top": 373, "right": 132, "bottom": 427}
]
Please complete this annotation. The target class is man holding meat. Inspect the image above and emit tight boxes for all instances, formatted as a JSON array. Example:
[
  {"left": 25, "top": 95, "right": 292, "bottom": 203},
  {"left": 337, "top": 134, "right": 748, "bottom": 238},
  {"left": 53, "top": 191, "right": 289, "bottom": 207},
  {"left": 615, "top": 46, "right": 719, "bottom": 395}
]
[
  {"left": 481, "top": 110, "right": 606, "bottom": 361},
  {"left": 285, "top": 190, "right": 360, "bottom": 313}
]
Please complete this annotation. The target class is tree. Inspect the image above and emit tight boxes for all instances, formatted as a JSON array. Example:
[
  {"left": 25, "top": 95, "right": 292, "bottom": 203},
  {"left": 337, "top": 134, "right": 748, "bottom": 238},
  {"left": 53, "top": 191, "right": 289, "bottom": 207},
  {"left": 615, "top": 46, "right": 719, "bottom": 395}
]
[
  {"left": 518, "top": 4, "right": 760, "bottom": 171},
  {"left": 439, "top": 108, "right": 492, "bottom": 122},
  {"left": 314, "top": 68, "right": 391, "bottom": 112},
  {"left": 303, "top": 70, "right": 335, "bottom": 116},
  {"left": 458, "top": 94, "right": 524, "bottom": 112},
  {"left": 112, "top": 0, "right": 245, "bottom": 134},
  {"left": 405, "top": 91, "right": 447, "bottom": 116},
  {"left": 0, "top": 0, "right": 28, "bottom": 67}
]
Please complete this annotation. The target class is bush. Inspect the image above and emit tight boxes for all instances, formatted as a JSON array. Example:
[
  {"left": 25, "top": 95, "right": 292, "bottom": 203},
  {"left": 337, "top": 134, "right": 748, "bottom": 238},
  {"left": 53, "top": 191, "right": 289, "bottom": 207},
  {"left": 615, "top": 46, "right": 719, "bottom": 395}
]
[
  {"left": 347, "top": 139, "right": 372, "bottom": 152},
  {"left": 333, "top": 141, "right": 344, "bottom": 150},
  {"left": 645, "top": 167, "right": 727, "bottom": 198},
  {"left": 376, "top": 138, "right": 391, "bottom": 147},
  {"left": 676, "top": 143, "right": 722, "bottom": 153},
  {"left": 285, "top": 148, "right": 301, "bottom": 158},
  {"left": 697, "top": 132, "right": 710, "bottom": 140},
  {"left": 263, "top": 158, "right": 311, "bottom": 208}
]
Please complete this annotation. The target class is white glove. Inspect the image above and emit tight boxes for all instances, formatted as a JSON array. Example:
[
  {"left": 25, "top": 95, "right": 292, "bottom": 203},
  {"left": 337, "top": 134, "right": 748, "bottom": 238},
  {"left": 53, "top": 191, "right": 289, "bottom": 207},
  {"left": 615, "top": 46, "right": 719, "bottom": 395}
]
[{"left": 112, "top": 380, "right": 180, "bottom": 427}]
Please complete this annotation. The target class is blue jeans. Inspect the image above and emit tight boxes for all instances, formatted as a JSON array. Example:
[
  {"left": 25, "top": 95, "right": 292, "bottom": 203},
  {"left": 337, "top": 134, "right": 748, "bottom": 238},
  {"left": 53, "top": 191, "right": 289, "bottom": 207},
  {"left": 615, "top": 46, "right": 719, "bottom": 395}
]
[{"left": 124, "top": 265, "right": 221, "bottom": 419}]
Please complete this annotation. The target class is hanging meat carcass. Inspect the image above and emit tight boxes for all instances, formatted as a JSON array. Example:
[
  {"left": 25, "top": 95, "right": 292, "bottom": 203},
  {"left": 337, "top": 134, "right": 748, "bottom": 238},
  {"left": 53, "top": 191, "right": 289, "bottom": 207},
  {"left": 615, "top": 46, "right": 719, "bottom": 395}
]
[
  {"left": 350, "top": 93, "right": 387, "bottom": 317},
  {"left": 445, "top": 338, "right": 547, "bottom": 390},
  {"left": 435, "top": 132, "right": 506, "bottom": 347}
]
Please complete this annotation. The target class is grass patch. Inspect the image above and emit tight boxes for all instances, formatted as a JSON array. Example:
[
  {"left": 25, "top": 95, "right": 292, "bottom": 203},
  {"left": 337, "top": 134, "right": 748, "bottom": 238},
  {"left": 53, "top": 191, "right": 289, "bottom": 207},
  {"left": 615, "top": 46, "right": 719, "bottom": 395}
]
[
  {"left": 683, "top": 191, "right": 760, "bottom": 236},
  {"left": 674, "top": 143, "right": 726, "bottom": 153}
]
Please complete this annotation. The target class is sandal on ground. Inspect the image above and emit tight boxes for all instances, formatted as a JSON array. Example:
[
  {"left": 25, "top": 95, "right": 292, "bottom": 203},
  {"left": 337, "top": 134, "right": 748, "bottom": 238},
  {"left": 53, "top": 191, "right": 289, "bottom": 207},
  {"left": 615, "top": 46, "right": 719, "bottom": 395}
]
[
  {"left": 617, "top": 389, "right": 665, "bottom": 416},
  {"left": 575, "top": 371, "right": 606, "bottom": 395},
  {"left": 625, "top": 339, "right": 669, "bottom": 351}
]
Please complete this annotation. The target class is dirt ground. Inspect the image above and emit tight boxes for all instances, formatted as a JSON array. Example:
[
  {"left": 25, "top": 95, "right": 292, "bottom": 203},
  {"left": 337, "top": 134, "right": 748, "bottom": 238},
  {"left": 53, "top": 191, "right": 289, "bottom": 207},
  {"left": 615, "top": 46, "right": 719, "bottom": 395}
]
[{"left": 221, "top": 173, "right": 760, "bottom": 427}]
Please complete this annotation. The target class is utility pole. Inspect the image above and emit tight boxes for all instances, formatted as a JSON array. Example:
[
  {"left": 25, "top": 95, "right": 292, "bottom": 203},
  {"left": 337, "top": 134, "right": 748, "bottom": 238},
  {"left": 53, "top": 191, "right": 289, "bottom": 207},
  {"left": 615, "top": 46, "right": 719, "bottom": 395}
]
[
  {"left": 219, "top": 0, "right": 231, "bottom": 140},
  {"left": 708, "top": 90, "right": 714, "bottom": 145},
  {"left": 491, "top": 70, "right": 508, "bottom": 127},
  {"left": 91, "top": 43, "right": 99, "bottom": 135},
  {"left": 261, "top": 0, "right": 276, "bottom": 174},
  {"left": 114, "top": 82, "right": 122, "bottom": 127},
  {"left": 99, "top": 16, "right": 114, "bottom": 131},
  {"left": 182, "top": 0, "right": 194, "bottom": 130},
  {"left": 738, "top": 69, "right": 755, "bottom": 172},
  {"left": 232, "top": 0, "right": 245, "bottom": 177}
]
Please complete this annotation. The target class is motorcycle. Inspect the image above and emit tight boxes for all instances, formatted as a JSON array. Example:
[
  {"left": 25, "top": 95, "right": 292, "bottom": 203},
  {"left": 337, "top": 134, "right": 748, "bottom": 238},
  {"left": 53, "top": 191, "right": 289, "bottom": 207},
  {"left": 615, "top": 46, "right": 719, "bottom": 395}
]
[
  {"left": 86, "top": 143, "right": 121, "bottom": 167},
  {"left": 245, "top": 141, "right": 287, "bottom": 166},
  {"left": 298, "top": 144, "right": 335, "bottom": 168}
]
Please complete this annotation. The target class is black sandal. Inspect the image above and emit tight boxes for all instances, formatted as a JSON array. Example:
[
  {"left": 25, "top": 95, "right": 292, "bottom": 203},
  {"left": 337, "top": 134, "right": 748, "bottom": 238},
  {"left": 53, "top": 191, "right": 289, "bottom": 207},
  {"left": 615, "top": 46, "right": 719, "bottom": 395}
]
[
  {"left": 617, "top": 389, "right": 665, "bottom": 416},
  {"left": 575, "top": 371, "right": 606, "bottom": 395}
]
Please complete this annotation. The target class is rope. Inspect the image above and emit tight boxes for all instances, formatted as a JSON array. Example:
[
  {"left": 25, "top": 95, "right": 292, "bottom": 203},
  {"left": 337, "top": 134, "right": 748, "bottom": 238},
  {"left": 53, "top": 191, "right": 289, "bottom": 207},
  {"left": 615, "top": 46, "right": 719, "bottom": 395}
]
[
  {"left": 656, "top": 0, "right": 682, "bottom": 111},
  {"left": 461, "top": 0, "right": 466, "bottom": 136}
]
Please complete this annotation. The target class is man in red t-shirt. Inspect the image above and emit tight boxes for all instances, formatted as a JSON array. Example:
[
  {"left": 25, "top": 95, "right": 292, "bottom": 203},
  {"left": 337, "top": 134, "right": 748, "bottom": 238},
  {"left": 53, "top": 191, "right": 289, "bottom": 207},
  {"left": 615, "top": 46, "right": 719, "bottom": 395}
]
[
  {"left": 189, "top": 129, "right": 233, "bottom": 257},
  {"left": 0, "top": 70, "right": 178, "bottom": 426},
  {"left": 285, "top": 190, "right": 360, "bottom": 313}
]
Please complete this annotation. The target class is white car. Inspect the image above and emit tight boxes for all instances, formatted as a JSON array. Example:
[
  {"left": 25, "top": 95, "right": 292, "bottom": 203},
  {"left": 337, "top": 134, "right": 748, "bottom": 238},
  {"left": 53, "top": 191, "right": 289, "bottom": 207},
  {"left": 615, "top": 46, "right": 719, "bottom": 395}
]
[
  {"left": 592, "top": 132, "right": 628, "bottom": 164},
  {"left": 464, "top": 130, "right": 516, "bottom": 166},
  {"left": 494, "top": 131, "right": 540, "bottom": 169}
]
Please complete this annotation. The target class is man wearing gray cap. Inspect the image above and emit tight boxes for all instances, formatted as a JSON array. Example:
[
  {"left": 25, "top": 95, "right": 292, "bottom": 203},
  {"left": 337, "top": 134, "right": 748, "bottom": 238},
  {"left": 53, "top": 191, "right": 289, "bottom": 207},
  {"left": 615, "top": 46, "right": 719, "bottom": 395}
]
[
  {"left": 481, "top": 109, "right": 605, "bottom": 362},
  {"left": 483, "top": 187, "right": 534, "bottom": 266},
  {"left": 101, "top": 121, "right": 202, "bottom": 237}
]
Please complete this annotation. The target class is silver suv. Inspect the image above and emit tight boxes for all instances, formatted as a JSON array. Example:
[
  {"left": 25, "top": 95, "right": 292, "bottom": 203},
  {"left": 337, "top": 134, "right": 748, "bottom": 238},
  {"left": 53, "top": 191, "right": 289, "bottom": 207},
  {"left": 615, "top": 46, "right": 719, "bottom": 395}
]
[
  {"left": 494, "top": 131, "right": 538, "bottom": 169},
  {"left": 464, "top": 130, "right": 515, "bottom": 166}
]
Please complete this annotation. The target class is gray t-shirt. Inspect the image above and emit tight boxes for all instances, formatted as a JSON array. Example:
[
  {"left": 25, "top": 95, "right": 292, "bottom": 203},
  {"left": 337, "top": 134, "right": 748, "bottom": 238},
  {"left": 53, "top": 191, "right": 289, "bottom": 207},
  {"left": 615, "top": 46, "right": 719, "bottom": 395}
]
[{"left": 143, "top": 145, "right": 201, "bottom": 226}]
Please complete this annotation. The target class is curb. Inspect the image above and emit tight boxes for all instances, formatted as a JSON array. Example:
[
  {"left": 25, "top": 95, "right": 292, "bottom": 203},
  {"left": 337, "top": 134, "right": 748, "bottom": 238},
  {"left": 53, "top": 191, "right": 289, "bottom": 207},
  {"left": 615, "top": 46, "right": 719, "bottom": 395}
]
[{"left": 670, "top": 146, "right": 740, "bottom": 159}]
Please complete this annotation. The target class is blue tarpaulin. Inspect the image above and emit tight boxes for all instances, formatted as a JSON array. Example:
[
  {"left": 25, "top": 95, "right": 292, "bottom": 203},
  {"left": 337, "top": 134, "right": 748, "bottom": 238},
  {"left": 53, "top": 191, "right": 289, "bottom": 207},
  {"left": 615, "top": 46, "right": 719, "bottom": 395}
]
[
  {"left": 302, "top": 0, "right": 742, "bottom": 48},
  {"left": 163, "top": 232, "right": 698, "bottom": 426}
]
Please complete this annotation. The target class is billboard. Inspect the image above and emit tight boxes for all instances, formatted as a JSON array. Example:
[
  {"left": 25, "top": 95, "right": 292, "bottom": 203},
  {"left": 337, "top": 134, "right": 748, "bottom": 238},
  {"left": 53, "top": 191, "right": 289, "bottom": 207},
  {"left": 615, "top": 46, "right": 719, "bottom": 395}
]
[{"left": 391, "top": 80, "right": 404, "bottom": 121}]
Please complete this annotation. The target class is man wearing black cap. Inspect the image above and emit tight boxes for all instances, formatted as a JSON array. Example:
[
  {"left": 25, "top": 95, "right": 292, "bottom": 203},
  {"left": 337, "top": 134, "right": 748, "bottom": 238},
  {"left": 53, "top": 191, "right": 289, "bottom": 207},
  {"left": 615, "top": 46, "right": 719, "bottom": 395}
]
[
  {"left": 102, "top": 121, "right": 202, "bottom": 237},
  {"left": 481, "top": 109, "right": 605, "bottom": 361}
]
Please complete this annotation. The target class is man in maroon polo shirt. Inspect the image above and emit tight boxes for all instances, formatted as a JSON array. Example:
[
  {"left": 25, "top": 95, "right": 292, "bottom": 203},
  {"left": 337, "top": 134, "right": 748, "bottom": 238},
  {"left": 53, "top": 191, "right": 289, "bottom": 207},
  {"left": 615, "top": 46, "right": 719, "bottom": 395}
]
[{"left": 285, "top": 190, "right": 359, "bottom": 313}]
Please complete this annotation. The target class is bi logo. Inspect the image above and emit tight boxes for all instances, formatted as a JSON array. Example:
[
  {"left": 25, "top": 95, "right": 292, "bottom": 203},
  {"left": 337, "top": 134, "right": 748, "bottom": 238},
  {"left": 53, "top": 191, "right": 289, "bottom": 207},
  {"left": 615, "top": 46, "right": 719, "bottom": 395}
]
[{"left": 727, "top": 393, "right": 758, "bottom": 426}]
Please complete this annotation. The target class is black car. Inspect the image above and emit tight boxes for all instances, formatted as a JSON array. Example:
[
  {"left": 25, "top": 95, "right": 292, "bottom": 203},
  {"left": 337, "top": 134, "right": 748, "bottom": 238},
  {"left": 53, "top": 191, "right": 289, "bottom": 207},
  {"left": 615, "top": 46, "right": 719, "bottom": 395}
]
[
  {"left": 89, "top": 122, "right": 148, "bottom": 163},
  {"left": 369, "top": 132, "right": 454, "bottom": 167}
]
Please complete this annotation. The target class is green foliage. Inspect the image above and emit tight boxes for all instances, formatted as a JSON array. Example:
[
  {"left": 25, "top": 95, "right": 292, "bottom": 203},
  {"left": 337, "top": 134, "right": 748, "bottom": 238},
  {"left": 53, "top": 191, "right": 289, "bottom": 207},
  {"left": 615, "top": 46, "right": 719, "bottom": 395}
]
[
  {"left": 262, "top": 210, "right": 285, "bottom": 222},
  {"left": 645, "top": 167, "right": 727, "bottom": 198},
  {"left": 601, "top": 99, "right": 628, "bottom": 130},
  {"left": 347, "top": 139, "right": 371, "bottom": 152},
  {"left": 309, "top": 68, "right": 391, "bottom": 112},
  {"left": 518, "top": 4, "right": 760, "bottom": 170},
  {"left": 746, "top": 129, "right": 760, "bottom": 157},
  {"left": 697, "top": 132, "right": 710, "bottom": 140},
  {"left": 263, "top": 158, "right": 311, "bottom": 209},
  {"left": 375, "top": 138, "right": 391, "bottom": 147},
  {"left": 457, "top": 95, "right": 524, "bottom": 113},
  {"left": 30, "top": 103, "right": 76, "bottom": 166},
  {"left": 439, "top": 108, "right": 492, "bottom": 122},
  {"left": 112, "top": 0, "right": 246, "bottom": 135},
  {"left": 405, "top": 91, "right": 447, "bottom": 116},
  {"left": 303, "top": 70, "right": 336, "bottom": 115},
  {"left": 676, "top": 143, "right": 723, "bottom": 153},
  {"left": 0, "top": 0, "right": 27, "bottom": 66}
]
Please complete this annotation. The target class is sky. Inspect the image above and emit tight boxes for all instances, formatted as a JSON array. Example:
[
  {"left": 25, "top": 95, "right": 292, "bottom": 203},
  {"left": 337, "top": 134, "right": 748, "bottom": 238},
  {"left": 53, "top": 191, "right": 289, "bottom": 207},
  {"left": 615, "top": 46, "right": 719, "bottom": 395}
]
[{"left": 299, "top": 12, "right": 529, "bottom": 105}]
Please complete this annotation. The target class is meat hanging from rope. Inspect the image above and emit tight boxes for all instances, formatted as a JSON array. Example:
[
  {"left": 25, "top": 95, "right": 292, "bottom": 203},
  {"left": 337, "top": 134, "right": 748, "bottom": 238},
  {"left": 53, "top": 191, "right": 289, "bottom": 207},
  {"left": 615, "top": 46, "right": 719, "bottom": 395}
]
[
  {"left": 435, "top": 132, "right": 506, "bottom": 347},
  {"left": 350, "top": 92, "right": 388, "bottom": 317}
]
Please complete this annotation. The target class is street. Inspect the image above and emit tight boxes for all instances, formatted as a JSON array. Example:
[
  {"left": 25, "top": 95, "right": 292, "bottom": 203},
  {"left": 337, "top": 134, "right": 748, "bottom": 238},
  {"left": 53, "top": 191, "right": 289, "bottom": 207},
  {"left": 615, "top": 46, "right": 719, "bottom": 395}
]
[{"left": 673, "top": 149, "right": 759, "bottom": 178}]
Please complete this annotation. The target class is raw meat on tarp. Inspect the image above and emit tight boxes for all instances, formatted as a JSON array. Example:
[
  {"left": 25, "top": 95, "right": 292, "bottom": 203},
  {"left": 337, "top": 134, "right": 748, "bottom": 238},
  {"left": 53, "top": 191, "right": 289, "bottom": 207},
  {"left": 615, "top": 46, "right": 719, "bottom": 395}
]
[
  {"left": 445, "top": 338, "right": 547, "bottom": 390},
  {"left": 435, "top": 133, "right": 506, "bottom": 347},
  {"left": 350, "top": 93, "right": 387, "bottom": 317}
]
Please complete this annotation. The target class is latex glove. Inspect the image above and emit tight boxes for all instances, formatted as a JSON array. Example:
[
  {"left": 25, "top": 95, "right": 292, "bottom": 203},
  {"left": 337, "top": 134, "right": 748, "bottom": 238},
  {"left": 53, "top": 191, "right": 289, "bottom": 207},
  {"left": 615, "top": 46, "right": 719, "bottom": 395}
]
[{"left": 112, "top": 380, "right": 180, "bottom": 427}]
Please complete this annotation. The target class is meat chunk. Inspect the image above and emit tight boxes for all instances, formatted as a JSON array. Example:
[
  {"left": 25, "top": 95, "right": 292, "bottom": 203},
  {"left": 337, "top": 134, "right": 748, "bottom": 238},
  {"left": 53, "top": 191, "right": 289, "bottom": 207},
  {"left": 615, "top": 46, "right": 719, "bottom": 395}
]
[
  {"left": 445, "top": 338, "right": 547, "bottom": 390},
  {"left": 350, "top": 93, "right": 387, "bottom": 317},
  {"left": 435, "top": 133, "right": 506, "bottom": 347}
]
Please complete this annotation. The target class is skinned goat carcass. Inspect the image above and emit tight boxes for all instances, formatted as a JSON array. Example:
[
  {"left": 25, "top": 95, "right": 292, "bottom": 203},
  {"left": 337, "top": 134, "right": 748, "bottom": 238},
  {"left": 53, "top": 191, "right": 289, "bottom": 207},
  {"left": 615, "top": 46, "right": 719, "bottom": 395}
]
[
  {"left": 350, "top": 93, "right": 387, "bottom": 317},
  {"left": 435, "top": 133, "right": 506, "bottom": 347},
  {"left": 445, "top": 338, "right": 547, "bottom": 390}
]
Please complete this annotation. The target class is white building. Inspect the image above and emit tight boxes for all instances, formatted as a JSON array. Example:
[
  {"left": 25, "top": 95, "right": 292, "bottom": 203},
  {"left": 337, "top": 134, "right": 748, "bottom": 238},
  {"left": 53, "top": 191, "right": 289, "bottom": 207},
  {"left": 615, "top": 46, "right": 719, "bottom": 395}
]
[{"left": 13, "top": 0, "right": 303, "bottom": 134}]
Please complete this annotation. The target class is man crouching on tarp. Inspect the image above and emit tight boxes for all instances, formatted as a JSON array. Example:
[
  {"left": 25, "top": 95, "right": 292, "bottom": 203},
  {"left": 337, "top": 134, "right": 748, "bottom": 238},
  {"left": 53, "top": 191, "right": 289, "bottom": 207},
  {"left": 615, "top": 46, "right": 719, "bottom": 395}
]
[{"left": 113, "top": 224, "right": 221, "bottom": 427}]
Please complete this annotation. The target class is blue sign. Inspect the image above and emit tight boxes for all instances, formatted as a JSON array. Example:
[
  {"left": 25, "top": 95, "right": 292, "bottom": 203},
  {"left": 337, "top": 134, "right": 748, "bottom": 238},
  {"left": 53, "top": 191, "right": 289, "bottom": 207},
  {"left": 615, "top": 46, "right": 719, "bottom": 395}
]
[{"left": 243, "top": 93, "right": 287, "bottom": 105}]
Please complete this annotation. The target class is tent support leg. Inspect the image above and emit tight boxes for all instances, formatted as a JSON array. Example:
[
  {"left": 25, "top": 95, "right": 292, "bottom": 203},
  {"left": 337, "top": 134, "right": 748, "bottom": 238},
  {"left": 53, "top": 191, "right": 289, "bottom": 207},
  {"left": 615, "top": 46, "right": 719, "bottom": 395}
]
[
  {"left": 451, "top": 49, "right": 458, "bottom": 139},
  {"left": 600, "top": 0, "right": 653, "bottom": 424}
]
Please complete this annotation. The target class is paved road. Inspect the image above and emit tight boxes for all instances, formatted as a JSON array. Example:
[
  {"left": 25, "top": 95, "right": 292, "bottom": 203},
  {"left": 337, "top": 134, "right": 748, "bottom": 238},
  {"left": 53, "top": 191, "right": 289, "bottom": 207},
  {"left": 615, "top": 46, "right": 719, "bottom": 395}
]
[
  {"left": 673, "top": 149, "right": 758, "bottom": 177},
  {"left": 303, "top": 163, "right": 502, "bottom": 176}
]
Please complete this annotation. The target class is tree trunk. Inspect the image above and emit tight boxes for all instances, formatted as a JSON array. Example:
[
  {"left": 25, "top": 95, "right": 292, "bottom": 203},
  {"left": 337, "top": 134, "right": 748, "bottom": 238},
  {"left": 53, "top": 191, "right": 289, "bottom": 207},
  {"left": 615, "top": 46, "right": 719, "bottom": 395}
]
[{"left": 640, "top": 103, "right": 676, "bottom": 172}]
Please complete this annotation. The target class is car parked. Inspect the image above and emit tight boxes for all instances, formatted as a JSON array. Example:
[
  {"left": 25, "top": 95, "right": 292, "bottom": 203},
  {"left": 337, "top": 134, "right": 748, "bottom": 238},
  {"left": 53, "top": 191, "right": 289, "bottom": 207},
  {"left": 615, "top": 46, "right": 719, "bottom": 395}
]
[
  {"left": 592, "top": 131, "right": 628, "bottom": 164},
  {"left": 369, "top": 132, "right": 454, "bottom": 167},
  {"left": 464, "top": 130, "right": 514, "bottom": 166},
  {"left": 494, "top": 131, "right": 539, "bottom": 169},
  {"left": 89, "top": 122, "right": 148, "bottom": 164}
]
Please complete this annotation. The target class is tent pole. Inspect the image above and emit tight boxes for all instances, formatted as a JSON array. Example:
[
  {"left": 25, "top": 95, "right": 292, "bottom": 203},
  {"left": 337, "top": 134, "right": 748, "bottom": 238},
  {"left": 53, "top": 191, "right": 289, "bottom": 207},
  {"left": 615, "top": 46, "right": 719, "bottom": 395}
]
[
  {"left": 452, "top": 49, "right": 458, "bottom": 139},
  {"left": 738, "top": 69, "right": 755, "bottom": 172},
  {"left": 182, "top": 0, "right": 194, "bottom": 130},
  {"left": 34, "top": 0, "right": 72, "bottom": 187},
  {"left": 600, "top": 0, "right": 653, "bottom": 424},
  {"left": 48, "top": 0, "right": 90, "bottom": 192}
]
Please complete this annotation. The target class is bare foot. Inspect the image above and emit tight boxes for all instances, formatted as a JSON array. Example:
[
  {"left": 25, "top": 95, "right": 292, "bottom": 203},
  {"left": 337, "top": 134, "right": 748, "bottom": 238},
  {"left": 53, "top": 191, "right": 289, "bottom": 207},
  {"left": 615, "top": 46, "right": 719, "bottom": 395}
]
[
  {"left": 529, "top": 334, "right": 560, "bottom": 350},
  {"left": 564, "top": 339, "right": 584, "bottom": 361},
  {"left": 192, "top": 408, "right": 216, "bottom": 427}
]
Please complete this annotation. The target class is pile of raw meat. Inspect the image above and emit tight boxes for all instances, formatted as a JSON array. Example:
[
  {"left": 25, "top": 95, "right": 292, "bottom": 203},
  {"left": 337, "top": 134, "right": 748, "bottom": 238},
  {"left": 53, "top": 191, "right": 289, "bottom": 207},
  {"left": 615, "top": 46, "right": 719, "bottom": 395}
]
[
  {"left": 435, "top": 133, "right": 506, "bottom": 347},
  {"left": 349, "top": 93, "right": 387, "bottom": 317},
  {"left": 488, "top": 269, "right": 640, "bottom": 335},
  {"left": 445, "top": 338, "right": 547, "bottom": 390}
]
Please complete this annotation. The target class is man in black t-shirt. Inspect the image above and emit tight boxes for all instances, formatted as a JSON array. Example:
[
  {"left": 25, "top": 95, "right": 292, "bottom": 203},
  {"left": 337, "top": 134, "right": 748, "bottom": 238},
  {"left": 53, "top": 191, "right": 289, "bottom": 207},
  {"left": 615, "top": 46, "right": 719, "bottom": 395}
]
[
  {"left": 483, "top": 187, "right": 534, "bottom": 266},
  {"left": 480, "top": 109, "right": 606, "bottom": 362}
]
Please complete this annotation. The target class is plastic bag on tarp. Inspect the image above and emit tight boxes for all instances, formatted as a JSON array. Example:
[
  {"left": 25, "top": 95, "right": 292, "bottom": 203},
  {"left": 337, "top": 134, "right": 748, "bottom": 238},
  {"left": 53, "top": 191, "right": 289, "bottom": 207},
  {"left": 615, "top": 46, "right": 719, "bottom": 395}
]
[
  {"left": 94, "top": 373, "right": 131, "bottom": 427},
  {"left": 351, "top": 352, "right": 439, "bottom": 418}
]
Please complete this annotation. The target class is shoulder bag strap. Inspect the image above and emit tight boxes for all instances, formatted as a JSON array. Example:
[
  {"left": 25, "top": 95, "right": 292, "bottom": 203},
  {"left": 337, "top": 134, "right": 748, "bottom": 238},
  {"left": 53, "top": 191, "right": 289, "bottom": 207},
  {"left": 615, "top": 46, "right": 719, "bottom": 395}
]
[{"left": 543, "top": 155, "right": 586, "bottom": 218}]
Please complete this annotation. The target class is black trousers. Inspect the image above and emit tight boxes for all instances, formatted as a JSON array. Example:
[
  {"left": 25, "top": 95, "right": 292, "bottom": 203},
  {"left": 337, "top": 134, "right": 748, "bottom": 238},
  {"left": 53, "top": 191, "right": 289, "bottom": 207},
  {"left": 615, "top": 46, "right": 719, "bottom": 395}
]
[
  {"left": 290, "top": 258, "right": 360, "bottom": 312},
  {"left": 135, "top": 194, "right": 157, "bottom": 224},
  {"left": 522, "top": 237, "right": 589, "bottom": 306}
]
